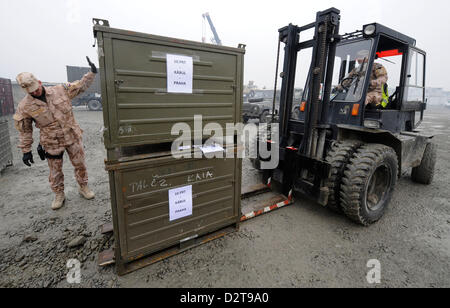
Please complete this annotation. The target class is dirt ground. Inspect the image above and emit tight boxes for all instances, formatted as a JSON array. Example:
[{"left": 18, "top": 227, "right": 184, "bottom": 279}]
[{"left": 0, "top": 106, "right": 449, "bottom": 288}]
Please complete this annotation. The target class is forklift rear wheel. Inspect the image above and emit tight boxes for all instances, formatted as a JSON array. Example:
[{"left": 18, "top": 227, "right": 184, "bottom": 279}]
[
  {"left": 340, "top": 144, "right": 398, "bottom": 226},
  {"left": 324, "top": 140, "right": 362, "bottom": 212},
  {"left": 411, "top": 142, "right": 437, "bottom": 185}
]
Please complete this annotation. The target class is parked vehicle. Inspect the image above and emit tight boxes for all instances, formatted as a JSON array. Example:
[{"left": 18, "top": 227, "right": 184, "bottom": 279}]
[
  {"left": 66, "top": 66, "right": 102, "bottom": 111},
  {"left": 242, "top": 98, "right": 272, "bottom": 123}
]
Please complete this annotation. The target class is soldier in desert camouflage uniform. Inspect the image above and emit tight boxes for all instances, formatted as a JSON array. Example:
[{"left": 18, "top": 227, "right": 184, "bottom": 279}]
[
  {"left": 337, "top": 50, "right": 389, "bottom": 108},
  {"left": 14, "top": 57, "right": 97, "bottom": 210}
]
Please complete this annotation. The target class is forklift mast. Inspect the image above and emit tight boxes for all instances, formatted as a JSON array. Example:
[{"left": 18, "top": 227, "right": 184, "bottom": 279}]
[
  {"left": 273, "top": 8, "right": 340, "bottom": 200},
  {"left": 278, "top": 8, "right": 340, "bottom": 156}
]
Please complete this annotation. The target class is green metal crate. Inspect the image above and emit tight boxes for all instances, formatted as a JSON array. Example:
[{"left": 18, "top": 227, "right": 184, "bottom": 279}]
[{"left": 93, "top": 20, "right": 245, "bottom": 161}]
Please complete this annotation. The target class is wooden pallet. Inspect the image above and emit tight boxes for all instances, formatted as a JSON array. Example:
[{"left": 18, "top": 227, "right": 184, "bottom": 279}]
[{"left": 98, "top": 225, "right": 238, "bottom": 275}]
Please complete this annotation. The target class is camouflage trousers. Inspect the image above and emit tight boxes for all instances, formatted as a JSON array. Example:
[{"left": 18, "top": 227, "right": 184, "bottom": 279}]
[
  {"left": 47, "top": 139, "right": 88, "bottom": 193},
  {"left": 365, "top": 91, "right": 382, "bottom": 106}
]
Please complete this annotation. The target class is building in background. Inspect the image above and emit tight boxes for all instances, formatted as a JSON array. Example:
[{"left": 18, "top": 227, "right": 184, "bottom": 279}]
[{"left": 426, "top": 87, "right": 447, "bottom": 106}]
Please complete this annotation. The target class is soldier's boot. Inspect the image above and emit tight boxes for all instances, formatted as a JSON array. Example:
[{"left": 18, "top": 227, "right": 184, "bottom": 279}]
[
  {"left": 79, "top": 185, "right": 95, "bottom": 200},
  {"left": 51, "top": 192, "right": 66, "bottom": 210}
]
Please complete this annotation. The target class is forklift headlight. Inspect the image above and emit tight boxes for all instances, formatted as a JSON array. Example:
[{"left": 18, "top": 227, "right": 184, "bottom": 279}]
[
  {"left": 364, "top": 120, "right": 381, "bottom": 129},
  {"left": 364, "top": 24, "right": 376, "bottom": 36}
]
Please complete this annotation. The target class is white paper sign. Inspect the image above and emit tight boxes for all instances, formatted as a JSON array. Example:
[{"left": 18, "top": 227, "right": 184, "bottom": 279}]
[
  {"left": 166, "top": 54, "right": 193, "bottom": 94},
  {"left": 169, "top": 185, "right": 193, "bottom": 221},
  {"left": 199, "top": 144, "right": 224, "bottom": 154}
]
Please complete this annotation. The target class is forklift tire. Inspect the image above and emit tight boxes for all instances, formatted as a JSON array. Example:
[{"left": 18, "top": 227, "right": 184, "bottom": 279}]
[
  {"left": 251, "top": 158, "right": 262, "bottom": 171},
  {"left": 324, "top": 140, "right": 362, "bottom": 212},
  {"left": 249, "top": 135, "right": 260, "bottom": 170},
  {"left": 249, "top": 128, "right": 267, "bottom": 171},
  {"left": 411, "top": 142, "right": 437, "bottom": 185},
  {"left": 340, "top": 144, "right": 398, "bottom": 226}
]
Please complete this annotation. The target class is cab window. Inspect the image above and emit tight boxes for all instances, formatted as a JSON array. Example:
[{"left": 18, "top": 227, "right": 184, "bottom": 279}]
[
  {"left": 403, "top": 49, "right": 425, "bottom": 109},
  {"left": 331, "top": 39, "right": 373, "bottom": 103}
]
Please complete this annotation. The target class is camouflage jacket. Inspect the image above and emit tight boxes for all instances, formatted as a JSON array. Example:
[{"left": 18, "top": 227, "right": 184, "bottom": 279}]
[
  {"left": 342, "top": 62, "right": 388, "bottom": 94},
  {"left": 13, "top": 72, "right": 95, "bottom": 155}
]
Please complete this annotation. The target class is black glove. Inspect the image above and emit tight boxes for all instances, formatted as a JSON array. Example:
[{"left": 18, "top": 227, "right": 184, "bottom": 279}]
[
  {"left": 334, "top": 85, "right": 344, "bottom": 93},
  {"left": 23, "top": 152, "right": 34, "bottom": 167},
  {"left": 37, "top": 144, "right": 46, "bottom": 161},
  {"left": 86, "top": 56, "right": 97, "bottom": 74}
]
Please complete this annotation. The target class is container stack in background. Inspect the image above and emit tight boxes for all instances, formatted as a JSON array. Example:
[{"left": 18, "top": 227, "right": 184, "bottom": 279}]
[
  {"left": 0, "top": 78, "right": 14, "bottom": 175},
  {"left": 93, "top": 20, "right": 245, "bottom": 275}
]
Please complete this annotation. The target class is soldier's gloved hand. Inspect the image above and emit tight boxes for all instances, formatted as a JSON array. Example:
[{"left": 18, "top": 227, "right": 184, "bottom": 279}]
[
  {"left": 23, "top": 152, "right": 34, "bottom": 167},
  {"left": 37, "top": 144, "right": 46, "bottom": 161},
  {"left": 335, "top": 85, "right": 344, "bottom": 93},
  {"left": 356, "top": 71, "right": 365, "bottom": 78},
  {"left": 86, "top": 56, "right": 97, "bottom": 74}
]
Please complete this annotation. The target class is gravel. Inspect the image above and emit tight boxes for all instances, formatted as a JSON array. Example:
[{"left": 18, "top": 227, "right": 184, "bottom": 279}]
[{"left": 0, "top": 106, "right": 449, "bottom": 288}]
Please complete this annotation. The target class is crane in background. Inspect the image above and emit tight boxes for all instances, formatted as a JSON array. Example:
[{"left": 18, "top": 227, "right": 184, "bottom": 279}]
[{"left": 202, "top": 12, "right": 222, "bottom": 45}]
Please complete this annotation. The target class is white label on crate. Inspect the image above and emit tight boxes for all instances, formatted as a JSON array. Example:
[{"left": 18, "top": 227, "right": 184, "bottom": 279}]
[
  {"left": 199, "top": 143, "right": 224, "bottom": 154},
  {"left": 168, "top": 185, "right": 193, "bottom": 222},
  {"left": 178, "top": 145, "right": 192, "bottom": 151},
  {"left": 166, "top": 54, "right": 193, "bottom": 94}
]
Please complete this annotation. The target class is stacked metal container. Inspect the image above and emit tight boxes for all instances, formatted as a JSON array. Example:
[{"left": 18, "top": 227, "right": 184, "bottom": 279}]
[
  {"left": 93, "top": 20, "right": 245, "bottom": 274},
  {"left": 0, "top": 78, "right": 14, "bottom": 174}
]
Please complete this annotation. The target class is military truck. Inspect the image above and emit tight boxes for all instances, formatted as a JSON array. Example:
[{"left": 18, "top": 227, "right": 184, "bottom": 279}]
[
  {"left": 243, "top": 89, "right": 302, "bottom": 123},
  {"left": 243, "top": 81, "right": 258, "bottom": 99},
  {"left": 242, "top": 98, "right": 273, "bottom": 123},
  {"left": 66, "top": 66, "right": 102, "bottom": 111}
]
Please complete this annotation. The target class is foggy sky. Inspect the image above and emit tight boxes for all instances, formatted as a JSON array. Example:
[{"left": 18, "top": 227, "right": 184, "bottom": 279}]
[{"left": 1, "top": 0, "right": 449, "bottom": 90}]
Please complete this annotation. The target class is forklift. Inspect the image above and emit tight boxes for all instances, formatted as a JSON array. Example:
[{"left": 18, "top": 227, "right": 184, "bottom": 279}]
[{"left": 254, "top": 8, "right": 436, "bottom": 225}]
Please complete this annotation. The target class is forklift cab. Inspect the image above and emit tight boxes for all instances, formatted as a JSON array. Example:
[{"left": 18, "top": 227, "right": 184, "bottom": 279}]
[{"left": 292, "top": 23, "right": 426, "bottom": 134}]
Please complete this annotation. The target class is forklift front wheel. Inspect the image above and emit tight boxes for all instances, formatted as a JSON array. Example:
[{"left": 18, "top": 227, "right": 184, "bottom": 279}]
[
  {"left": 324, "top": 140, "right": 362, "bottom": 213},
  {"left": 340, "top": 144, "right": 398, "bottom": 226}
]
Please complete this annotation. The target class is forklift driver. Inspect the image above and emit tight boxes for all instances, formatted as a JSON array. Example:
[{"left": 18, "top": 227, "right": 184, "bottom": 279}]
[{"left": 336, "top": 50, "right": 389, "bottom": 109}]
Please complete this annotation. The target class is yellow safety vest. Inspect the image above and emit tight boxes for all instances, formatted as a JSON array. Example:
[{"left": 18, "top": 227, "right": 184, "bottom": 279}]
[{"left": 380, "top": 84, "right": 389, "bottom": 108}]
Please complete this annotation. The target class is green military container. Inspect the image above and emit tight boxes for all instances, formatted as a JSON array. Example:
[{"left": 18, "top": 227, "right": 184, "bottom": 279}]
[
  {"left": 93, "top": 19, "right": 244, "bottom": 274},
  {"left": 93, "top": 19, "right": 245, "bottom": 162},
  {"left": 0, "top": 119, "right": 13, "bottom": 175},
  {"left": 105, "top": 148, "right": 242, "bottom": 274}
]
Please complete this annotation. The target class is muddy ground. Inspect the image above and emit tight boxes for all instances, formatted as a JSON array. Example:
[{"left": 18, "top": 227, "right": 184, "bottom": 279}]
[{"left": 0, "top": 106, "right": 449, "bottom": 288}]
